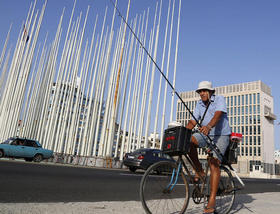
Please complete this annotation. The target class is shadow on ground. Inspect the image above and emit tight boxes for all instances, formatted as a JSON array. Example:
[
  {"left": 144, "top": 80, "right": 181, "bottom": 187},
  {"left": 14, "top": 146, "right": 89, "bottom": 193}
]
[
  {"left": 184, "top": 193, "right": 255, "bottom": 214},
  {"left": 230, "top": 193, "right": 255, "bottom": 213}
]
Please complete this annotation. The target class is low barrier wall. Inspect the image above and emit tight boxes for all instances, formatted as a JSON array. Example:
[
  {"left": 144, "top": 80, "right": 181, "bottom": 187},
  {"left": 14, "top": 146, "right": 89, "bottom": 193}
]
[{"left": 46, "top": 153, "right": 124, "bottom": 169}]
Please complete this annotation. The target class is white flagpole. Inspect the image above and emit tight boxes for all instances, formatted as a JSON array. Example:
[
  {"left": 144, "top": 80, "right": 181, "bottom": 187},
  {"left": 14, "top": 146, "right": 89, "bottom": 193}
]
[
  {"left": 119, "top": 16, "right": 138, "bottom": 160},
  {"left": 153, "top": 0, "right": 170, "bottom": 148},
  {"left": 144, "top": 0, "right": 162, "bottom": 148},
  {"left": 114, "top": 18, "right": 136, "bottom": 158},
  {"left": 137, "top": 5, "right": 157, "bottom": 149},
  {"left": 170, "top": 0, "right": 181, "bottom": 122},
  {"left": 160, "top": 0, "right": 175, "bottom": 148}
]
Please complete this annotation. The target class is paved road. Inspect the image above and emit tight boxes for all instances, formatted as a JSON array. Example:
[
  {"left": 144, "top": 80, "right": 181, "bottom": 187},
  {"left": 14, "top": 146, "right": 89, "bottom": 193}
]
[{"left": 0, "top": 160, "right": 280, "bottom": 203}]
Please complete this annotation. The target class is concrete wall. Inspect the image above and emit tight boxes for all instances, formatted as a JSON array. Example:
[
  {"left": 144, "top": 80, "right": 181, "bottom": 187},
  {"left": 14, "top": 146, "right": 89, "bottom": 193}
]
[{"left": 261, "top": 92, "right": 275, "bottom": 164}]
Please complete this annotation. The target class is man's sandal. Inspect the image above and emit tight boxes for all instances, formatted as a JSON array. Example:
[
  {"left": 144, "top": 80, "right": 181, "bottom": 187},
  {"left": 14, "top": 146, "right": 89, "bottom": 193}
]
[{"left": 203, "top": 206, "right": 217, "bottom": 214}]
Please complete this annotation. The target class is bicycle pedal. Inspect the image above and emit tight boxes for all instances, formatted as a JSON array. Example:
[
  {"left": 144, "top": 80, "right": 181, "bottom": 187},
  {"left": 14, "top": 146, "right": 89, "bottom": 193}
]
[{"left": 234, "top": 186, "right": 244, "bottom": 191}]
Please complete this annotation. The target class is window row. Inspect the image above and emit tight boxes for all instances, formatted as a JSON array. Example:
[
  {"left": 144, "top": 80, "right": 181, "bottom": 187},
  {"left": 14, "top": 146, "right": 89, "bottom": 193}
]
[
  {"left": 229, "top": 115, "right": 261, "bottom": 126},
  {"left": 241, "top": 135, "right": 261, "bottom": 146},
  {"left": 226, "top": 93, "right": 260, "bottom": 106},
  {"left": 240, "top": 146, "right": 261, "bottom": 157},
  {"left": 177, "top": 110, "right": 261, "bottom": 124},
  {"left": 227, "top": 105, "right": 260, "bottom": 116},
  {"left": 177, "top": 101, "right": 197, "bottom": 112},
  {"left": 177, "top": 93, "right": 260, "bottom": 112}
]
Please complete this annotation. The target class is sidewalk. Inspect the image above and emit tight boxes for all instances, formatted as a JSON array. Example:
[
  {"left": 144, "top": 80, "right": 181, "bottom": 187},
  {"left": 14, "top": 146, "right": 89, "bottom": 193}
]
[{"left": 0, "top": 192, "right": 279, "bottom": 214}]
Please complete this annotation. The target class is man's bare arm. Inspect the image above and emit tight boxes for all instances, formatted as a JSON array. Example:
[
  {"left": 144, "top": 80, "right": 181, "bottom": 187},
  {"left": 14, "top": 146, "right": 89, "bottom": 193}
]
[
  {"left": 200, "top": 111, "right": 223, "bottom": 135},
  {"left": 186, "top": 119, "right": 197, "bottom": 130}
]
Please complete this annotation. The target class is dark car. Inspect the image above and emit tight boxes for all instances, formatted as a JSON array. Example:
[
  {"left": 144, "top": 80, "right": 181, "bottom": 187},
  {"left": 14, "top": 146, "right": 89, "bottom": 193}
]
[
  {"left": 0, "top": 137, "right": 53, "bottom": 162},
  {"left": 123, "top": 148, "right": 174, "bottom": 172}
]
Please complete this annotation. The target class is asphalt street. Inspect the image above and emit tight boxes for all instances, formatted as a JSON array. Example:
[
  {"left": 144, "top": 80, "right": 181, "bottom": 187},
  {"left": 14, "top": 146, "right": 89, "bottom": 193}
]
[{"left": 0, "top": 159, "right": 280, "bottom": 204}]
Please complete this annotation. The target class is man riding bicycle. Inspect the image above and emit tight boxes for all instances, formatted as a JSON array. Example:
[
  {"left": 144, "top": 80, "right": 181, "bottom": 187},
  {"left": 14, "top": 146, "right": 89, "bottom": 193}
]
[{"left": 186, "top": 81, "right": 231, "bottom": 214}]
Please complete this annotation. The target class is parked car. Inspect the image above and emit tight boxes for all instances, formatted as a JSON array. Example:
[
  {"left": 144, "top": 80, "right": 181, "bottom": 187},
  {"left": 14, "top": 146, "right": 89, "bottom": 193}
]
[
  {"left": 123, "top": 148, "right": 174, "bottom": 172},
  {"left": 0, "top": 137, "right": 53, "bottom": 162}
]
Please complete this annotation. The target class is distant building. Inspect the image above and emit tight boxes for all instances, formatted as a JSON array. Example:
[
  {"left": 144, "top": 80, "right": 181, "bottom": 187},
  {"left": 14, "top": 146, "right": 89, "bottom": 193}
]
[
  {"left": 46, "top": 81, "right": 107, "bottom": 156},
  {"left": 177, "top": 80, "right": 276, "bottom": 174}
]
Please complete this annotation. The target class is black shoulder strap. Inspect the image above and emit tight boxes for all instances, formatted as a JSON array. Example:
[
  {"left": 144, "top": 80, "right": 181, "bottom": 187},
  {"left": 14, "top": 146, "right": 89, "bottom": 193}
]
[{"left": 200, "top": 101, "right": 211, "bottom": 124}]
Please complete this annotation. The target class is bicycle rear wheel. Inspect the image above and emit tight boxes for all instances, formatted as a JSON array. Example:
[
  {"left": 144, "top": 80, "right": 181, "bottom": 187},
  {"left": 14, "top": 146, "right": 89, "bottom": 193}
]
[
  {"left": 207, "top": 165, "right": 235, "bottom": 214},
  {"left": 140, "top": 161, "right": 190, "bottom": 214}
]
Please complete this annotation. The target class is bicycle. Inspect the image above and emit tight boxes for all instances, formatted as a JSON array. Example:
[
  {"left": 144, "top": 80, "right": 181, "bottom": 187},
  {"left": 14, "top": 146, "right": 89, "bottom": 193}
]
[{"left": 139, "top": 126, "right": 244, "bottom": 214}]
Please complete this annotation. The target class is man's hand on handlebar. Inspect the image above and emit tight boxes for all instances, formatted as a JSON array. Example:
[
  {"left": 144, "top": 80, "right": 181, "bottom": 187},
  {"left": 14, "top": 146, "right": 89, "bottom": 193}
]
[{"left": 199, "top": 125, "right": 211, "bottom": 136}]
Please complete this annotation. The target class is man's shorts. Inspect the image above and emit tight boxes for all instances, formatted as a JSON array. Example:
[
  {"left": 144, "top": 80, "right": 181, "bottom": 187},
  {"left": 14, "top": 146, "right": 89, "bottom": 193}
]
[{"left": 192, "top": 132, "right": 230, "bottom": 161}]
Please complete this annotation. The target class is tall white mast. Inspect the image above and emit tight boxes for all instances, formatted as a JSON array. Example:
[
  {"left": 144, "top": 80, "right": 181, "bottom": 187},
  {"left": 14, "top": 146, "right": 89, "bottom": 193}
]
[
  {"left": 153, "top": 0, "right": 170, "bottom": 148},
  {"left": 160, "top": 0, "right": 175, "bottom": 148},
  {"left": 170, "top": 0, "right": 181, "bottom": 122},
  {"left": 106, "top": 0, "right": 131, "bottom": 157},
  {"left": 144, "top": 0, "right": 162, "bottom": 148}
]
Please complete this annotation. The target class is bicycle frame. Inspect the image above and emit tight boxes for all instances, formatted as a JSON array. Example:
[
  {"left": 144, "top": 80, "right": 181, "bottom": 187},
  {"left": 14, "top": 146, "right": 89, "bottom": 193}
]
[
  {"left": 169, "top": 152, "right": 244, "bottom": 196},
  {"left": 166, "top": 162, "right": 182, "bottom": 192}
]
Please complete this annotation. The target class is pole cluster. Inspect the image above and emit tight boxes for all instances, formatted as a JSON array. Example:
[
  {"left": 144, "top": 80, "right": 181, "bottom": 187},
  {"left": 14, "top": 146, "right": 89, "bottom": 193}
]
[{"left": 0, "top": 0, "right": 182, "bottom": 159}]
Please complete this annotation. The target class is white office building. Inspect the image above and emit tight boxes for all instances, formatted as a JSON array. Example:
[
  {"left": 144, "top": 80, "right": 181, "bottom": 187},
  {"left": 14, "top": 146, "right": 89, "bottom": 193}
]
[{"left": 177, "top": 80, "right": 276, "bottom": 174}]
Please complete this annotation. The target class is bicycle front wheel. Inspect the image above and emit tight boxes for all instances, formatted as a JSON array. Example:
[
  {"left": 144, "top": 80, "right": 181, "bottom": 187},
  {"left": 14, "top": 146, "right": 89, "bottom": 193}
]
[{"left": 140, "top": 161, "right": 190, "bottom": 214}]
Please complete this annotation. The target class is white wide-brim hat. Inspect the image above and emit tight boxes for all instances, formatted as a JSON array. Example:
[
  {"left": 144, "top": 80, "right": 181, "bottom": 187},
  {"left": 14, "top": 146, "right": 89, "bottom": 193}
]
[{"left": 196, "top": 81, "right": 215, "bottom": 93}]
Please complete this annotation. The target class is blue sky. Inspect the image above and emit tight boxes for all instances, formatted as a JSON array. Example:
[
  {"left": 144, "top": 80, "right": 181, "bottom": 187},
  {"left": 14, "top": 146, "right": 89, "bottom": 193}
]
[{"left": 0, "top": 0, "right": 279, "bottom": 149}]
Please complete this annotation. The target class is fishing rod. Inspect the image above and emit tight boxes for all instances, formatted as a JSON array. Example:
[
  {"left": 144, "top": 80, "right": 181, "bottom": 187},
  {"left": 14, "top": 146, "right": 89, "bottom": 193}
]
[{"left": 108, "top": 0, "right": 227, "bottom": 162}]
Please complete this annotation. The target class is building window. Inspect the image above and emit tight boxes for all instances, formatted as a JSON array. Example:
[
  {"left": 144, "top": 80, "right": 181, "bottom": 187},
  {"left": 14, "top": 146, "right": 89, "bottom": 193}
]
[
  {"left": 249, "top": 94, "right": 252, "bottom": 104},
  {"left": 238, "top": 95, "right": 240, "bottom": 105}
]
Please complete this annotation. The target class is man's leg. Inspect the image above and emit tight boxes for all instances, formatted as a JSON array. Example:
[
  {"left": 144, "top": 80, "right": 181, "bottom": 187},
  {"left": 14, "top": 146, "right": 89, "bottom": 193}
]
[
  {"left": 204, "top": 157, "right": 221, "bottom": 213},
  {"left": 188, "top": 136, "right": 204, "bottom": 176}
]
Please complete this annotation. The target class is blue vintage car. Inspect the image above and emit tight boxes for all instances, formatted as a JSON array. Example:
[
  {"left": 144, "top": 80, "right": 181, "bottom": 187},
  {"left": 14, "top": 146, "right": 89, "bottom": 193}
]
[{"left": 0, "top": 137, "right": 53, "bottom": 162}]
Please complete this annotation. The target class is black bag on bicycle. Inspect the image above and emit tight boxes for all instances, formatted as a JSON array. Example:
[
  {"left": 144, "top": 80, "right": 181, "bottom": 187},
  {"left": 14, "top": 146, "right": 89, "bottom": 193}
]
[
  {"left": 162, "top": 125, "right": 192, "bottom": 156},
  {"left": 224, "top": 133, "right": 242, "bottom": 164}
]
